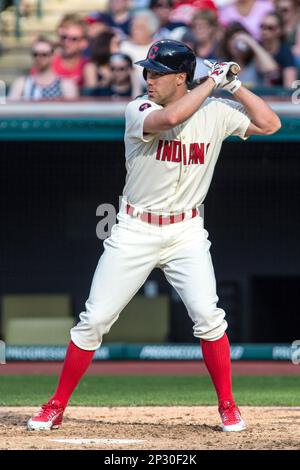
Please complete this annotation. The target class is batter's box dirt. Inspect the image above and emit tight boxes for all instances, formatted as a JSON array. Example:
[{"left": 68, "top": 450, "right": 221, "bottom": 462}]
[{"left": 0, "top": 406, "right": 299, "bottom": 450}]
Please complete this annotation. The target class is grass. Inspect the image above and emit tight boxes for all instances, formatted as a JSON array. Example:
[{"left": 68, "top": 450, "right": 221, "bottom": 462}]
[{"left": 0, "top": 375, "right": 299, "bottom": 407}]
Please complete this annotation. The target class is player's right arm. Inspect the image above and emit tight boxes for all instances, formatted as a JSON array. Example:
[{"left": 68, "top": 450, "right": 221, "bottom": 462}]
[{"left": 143, "top": 78, "right": 215, "bottom": 134}]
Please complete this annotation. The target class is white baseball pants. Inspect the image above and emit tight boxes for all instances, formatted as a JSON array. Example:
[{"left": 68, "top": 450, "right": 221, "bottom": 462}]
[{"left": 71, "top": 208, "right": 227, "bottom": 350}]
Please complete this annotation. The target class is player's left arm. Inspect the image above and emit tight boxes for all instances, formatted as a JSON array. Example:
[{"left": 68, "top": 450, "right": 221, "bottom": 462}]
[{"left": 233, "top": 86, "right": 281, "bottom": 136}]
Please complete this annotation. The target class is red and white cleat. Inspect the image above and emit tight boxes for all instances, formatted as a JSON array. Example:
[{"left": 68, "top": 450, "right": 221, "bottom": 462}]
[
  {"left": 27, "top": 399, "right": 65, "bottom": 431},
  {"left": 219, "top": 400, "right": 247, "bottom": 432}
]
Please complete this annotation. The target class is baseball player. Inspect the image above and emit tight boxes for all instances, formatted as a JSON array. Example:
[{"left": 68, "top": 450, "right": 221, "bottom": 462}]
[{"left": 27, "top": 40, "right": 280, "bottom": 432}]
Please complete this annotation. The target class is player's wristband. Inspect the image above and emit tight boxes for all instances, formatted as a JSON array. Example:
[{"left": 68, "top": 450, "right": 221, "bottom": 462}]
[
  {"left": 225, "top": 79, "right": 242, "bottom": 94},
  {"left": 207, "top": 76, "right": 218, "bottom": 89}
]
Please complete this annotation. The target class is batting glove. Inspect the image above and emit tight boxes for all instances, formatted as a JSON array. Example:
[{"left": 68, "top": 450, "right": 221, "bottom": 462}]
[
  {"left": 204, "top": 60, "right": 242, "bottom": 94},
  {"left": 220, "top": 76, "right": 242, "bottom": 94}
]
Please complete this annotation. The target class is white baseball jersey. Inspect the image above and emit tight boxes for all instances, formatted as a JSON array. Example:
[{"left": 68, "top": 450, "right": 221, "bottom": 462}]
[
  {"left": 123, "top": 95, "right": 251, "bottom": 213},
  {"left": 71, "top": 93, "right": 251, "bottom": 350}
]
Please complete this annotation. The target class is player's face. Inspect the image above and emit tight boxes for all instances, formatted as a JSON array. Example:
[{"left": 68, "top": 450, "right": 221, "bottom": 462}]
[{"left": 146, "top": 70, "right": 185, "bottom": 106}]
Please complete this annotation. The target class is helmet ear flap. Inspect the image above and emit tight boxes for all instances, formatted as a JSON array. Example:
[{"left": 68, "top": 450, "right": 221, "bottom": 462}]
[{"left": 143, "top": 68, "right": 147, "bottom": 80}]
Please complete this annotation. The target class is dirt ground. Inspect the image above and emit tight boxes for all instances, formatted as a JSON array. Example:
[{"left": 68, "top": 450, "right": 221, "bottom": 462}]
[{"left": 0, "top": 406, "right": 300, "bottom": 450}]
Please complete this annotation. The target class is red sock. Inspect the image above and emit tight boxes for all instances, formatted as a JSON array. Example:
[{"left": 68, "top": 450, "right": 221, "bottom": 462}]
[
  {"left": 51, "top": 341, "right": 95, "bottom": 408},
  {"left": 200, "top": 333, "right": 234, "bottom": 404}
]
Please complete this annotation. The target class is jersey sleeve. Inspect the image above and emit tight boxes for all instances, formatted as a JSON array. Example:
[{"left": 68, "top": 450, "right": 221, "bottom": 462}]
[
  {"left": 217, "top": 98, "right": 251, "bottom": 140},
  {"left": 125, "top": 98, "right": 162, "bottom": 143}
]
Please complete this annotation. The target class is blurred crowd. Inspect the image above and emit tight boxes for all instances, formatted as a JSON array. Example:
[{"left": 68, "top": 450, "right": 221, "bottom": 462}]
[{"left": 7, "top": 0, "right": 300, "bottom": 100}]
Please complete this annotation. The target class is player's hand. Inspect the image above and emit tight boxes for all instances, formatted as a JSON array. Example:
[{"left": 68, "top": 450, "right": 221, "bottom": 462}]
[{"left": 204, "top": 60, "right": 242, "bottom": 94}]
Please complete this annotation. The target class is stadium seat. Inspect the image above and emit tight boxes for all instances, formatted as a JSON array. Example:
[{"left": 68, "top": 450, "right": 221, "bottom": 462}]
[
  {"left": 104, "top": 295, "right": 170, "bottom": 343},
  {"left": 1, "top": 294, "right": 73, "bottom": 345}
]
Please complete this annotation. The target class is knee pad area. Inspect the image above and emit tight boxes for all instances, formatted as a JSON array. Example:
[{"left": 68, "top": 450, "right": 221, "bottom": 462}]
[{"left": 193, "top": 318, "right": 228, "bottom": 342}]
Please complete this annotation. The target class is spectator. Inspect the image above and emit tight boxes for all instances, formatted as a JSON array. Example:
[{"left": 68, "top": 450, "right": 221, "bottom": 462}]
[
  {"left": 150, "top": 0, "right": 186, "bottom": 39},
  {"left": 56, "top": 13, "right": 83, "bottom": 45},
  {"left": 181, "top": 28, "right": 198, "bottom": 50},
  {"left": 83, "top": 31, "right": 121, "bottom": 92},
  {"left": 108, "top": 53, "right": 134, "bottom": 97},
  {"left": 260, "top": 11, "right": 297, "bottom": 86},
  {"left": 121, "top": 9, "right": 160, "bottom": 92},
  {"left": 9, "top": 36, "right": 78, "bottom": 100},
  {"left": 53, "top": 19, "right": 88, "bottom": 87},
  {"left": 83, "top": 12, "right": 112, "bottom": 59},
  {"left": 218, "top": 22, "right": 279, "bottom": 87},
  {"left": 133, "top": 0, "right": 150, "bottom": 6},
  {"left": 170, "top": 0, "right": 218, "bottom": 25},
  {"left": 275, "top": 0, "right": 300, "bottom": 63},
  {"left": 219, "top": 0, "right": 274, "bottom": 40},
  {"left": 84, "top": 12, "right": 112, "bottom": 40},
  {"left": 107, "top": 0, "right": 132, "bottom": 36},
  {"left": 191, "top": 9, "right": 220, "bottom": 78}
]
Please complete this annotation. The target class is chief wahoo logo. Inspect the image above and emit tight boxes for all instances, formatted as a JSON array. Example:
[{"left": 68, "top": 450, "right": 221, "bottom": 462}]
[{"left": 148, "top": 45, "right": 159, "bottom": 60}]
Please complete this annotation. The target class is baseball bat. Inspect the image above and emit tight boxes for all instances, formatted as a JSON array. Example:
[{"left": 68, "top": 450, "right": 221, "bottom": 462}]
[{"left": 228, "top": 63, "right": 240, "bottom": 75}]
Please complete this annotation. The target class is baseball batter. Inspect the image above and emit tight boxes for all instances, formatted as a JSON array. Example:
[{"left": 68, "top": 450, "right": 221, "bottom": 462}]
[{"left": 28, "top": 40, "right": 281, "bottom": 432}]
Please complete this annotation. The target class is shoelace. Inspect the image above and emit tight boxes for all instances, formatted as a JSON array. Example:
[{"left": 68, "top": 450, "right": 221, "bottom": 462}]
[
  {"left": 222, "top": 409, "right": 241, "bottom": 423},
  {"left": 221, "top": 404, "right": 241, "bottom": 424},
  {"left": 36, "top": 403, "right": 61, "bottom": 420}
]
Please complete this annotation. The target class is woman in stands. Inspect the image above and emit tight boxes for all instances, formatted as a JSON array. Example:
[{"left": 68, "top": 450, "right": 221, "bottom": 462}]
[
  {"left": 218, "top": 22, "right": 279, "bottom": 88},
  {"left": 120, "top": 9, "right": 160, "bottom": 94},
  {"left": 275, "top": 0, "right": 300, "bottom": 68},
  {"left": 191, "top": 9, "right": 221, "bottom": 79},
  {"left": 82, "top": 31, "right": 121, "bottom": 95},
  {"left": 108, "top": 53, "right": 134, "bottom": 97},
  {"left": 260, "top": 11, "right": 297, "bottom": 87}
]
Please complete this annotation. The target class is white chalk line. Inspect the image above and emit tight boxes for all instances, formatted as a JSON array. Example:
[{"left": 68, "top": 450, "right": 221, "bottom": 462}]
[{"left": 49, "top": 438, "right": 146, "bottom": 445}]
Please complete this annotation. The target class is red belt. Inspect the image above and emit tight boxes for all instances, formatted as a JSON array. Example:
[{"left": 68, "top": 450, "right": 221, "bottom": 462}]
[{"left": 126, "top": 204, "right": 198, "bottom": 226}]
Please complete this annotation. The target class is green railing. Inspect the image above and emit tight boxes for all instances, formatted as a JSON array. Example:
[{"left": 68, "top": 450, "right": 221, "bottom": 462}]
[
  {"left": 4, "top": 343, "right": 296, "bottom": 361},
  {"left": 0, "top": 116, "right": 298, "bottom": 141}
]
